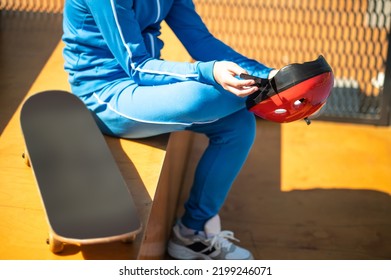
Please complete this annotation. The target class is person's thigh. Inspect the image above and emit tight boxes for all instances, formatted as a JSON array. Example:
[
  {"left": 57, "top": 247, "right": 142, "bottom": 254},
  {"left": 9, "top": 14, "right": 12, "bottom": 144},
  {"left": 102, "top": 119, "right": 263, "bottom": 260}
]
[{"left": 84, "top": 79, "right": 247, "bottom": 138}]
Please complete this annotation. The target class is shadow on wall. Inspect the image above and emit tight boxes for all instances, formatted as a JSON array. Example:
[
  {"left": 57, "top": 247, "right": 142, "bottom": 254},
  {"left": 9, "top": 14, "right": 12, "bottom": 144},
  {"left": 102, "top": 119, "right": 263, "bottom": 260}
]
[{"left": 0, "top": 10, "right": 63, "bottom": 134}]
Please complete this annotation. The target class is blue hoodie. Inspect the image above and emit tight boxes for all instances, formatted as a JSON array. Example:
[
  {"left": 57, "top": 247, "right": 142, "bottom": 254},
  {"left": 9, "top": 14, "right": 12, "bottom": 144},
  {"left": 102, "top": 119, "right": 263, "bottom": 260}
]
[{"left": 62, "top": 0, "right": 271, "bottom": 96}]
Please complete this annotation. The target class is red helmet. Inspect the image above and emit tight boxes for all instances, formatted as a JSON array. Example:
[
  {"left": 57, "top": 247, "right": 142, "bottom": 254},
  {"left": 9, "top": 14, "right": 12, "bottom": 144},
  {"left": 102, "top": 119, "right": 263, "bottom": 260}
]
[{"left": 242, "top": 55, "right": 334, "bottom": 124}]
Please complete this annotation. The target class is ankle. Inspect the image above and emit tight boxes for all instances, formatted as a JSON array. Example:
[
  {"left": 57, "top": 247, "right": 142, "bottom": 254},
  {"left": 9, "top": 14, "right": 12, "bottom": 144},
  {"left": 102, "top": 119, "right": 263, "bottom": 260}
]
[{"left": 178, "top": 221, "right": 204, "bottom": 237}]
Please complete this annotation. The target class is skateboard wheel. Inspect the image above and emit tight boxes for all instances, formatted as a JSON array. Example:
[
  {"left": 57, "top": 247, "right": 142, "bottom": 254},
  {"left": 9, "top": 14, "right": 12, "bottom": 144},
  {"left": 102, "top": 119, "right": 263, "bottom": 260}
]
[
  {"left": 22, "top": 151, "right": 30, "bottom": 167},
  {"left": 122, "top": 235, "right": 136, "bottom": 243},
  {"left": 48, "top": 233, "right": 64, "bottom": 253}
]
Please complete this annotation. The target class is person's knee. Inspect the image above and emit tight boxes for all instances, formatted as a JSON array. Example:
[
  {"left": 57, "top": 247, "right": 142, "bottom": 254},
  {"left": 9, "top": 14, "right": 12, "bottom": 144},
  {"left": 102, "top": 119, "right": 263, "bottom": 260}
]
[
  {"left": 179, "top": 82, "right": 244, "bottom": 122},
  {"left": 204, "top": 109, "right": 256, "bottom": 148},
  {"left": 228, "top": 109, "right": 256, "bottom": 147}
]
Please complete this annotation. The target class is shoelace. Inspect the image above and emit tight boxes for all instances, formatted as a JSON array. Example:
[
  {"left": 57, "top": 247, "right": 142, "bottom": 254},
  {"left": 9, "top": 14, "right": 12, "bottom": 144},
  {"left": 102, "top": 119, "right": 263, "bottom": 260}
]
[{"left": 204, "top": 230, "right": 240, "bottom": 252}]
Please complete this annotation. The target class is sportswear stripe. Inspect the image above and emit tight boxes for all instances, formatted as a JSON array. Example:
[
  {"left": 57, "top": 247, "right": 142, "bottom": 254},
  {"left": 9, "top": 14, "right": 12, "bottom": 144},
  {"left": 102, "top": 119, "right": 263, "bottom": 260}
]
[
  {"left": 146, "top": 33, "right": 155, "bottom": 58},
  {"left": 110, "top": 0, "right": 133, "bottom": 61},
  {"left": 109, "top": 0, "right": 198, "bottom": 81},
  {"left": 134, "top": 67, "right": 199, "bottom": 79},
  {"left": 93, "top": 93, "right": 218, "bottom": 126},
  {"left": 154, "top": 0, "right": 161, "bottom": 23}
]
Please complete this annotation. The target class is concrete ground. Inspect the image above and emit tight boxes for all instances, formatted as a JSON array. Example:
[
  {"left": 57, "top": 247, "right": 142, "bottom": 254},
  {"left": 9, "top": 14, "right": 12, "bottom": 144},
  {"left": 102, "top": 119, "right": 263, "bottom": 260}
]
[{"left": 180, "top": 120, "right": 391, "bottom": 260}]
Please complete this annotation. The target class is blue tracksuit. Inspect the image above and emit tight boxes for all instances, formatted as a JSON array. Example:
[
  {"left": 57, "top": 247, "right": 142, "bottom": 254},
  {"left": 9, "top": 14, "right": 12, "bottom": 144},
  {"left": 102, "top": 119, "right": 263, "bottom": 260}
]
[{"left": 62, "top": 0, "right": 272, "bottom": 231}]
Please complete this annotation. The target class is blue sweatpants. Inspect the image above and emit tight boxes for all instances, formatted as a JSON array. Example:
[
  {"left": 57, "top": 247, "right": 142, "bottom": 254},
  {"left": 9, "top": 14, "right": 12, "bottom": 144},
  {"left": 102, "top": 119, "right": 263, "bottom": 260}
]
[{"left": 79, "top": 78, "right": 256, "bottom": 231}]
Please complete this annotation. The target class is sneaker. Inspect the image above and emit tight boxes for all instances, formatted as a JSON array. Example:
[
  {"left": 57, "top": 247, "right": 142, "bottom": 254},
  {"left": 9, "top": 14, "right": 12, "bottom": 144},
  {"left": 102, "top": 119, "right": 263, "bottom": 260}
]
[{"left": 167, "top": 215, "right": 254, "bottom": 260}]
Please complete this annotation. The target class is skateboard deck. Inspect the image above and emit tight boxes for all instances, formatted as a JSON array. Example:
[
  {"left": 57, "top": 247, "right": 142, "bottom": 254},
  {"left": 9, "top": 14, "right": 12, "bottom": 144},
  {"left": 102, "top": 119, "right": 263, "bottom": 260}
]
[{"left": 20, "top": 90, "right": 141, "bottom": 253}]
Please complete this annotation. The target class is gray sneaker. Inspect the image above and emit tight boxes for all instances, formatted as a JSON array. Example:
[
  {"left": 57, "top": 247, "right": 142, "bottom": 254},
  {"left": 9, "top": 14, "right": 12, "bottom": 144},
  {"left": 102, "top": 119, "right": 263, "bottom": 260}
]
[{"left": 167, "top": 215, "right": 253, "bottom": 260}]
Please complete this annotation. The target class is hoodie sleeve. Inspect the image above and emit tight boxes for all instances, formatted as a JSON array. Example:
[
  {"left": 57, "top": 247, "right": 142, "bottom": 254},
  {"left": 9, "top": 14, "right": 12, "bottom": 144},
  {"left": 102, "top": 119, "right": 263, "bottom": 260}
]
[
  {"left": 84, "top": 0, "right": 217, "bottom": 86},
  {"left": 165, "top": 0, "right": 273, "bottom": 78}
]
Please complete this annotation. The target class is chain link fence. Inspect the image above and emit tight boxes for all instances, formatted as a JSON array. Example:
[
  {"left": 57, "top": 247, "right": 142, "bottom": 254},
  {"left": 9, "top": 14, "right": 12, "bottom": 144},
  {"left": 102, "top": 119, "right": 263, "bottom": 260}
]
[
  {"left": 2, "top": 0, "right": 390, "bottom": 125},
  {"left": 0, "top": 0, "right": 63, "bottom": 13},
  {"left": 194, "top": 0, "right": 391, "bottom": 125}
]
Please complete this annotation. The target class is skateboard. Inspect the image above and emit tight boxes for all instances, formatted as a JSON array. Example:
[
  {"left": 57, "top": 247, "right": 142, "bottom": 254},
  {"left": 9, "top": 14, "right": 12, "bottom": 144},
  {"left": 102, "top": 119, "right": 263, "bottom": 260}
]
[{"left": 20, "top": 90, "right": 141, "bottom": 253}]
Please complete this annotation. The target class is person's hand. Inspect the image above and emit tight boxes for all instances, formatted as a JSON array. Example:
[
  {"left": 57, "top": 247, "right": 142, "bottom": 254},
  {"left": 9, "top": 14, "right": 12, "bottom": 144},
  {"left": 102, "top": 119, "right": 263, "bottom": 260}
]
[{"left": 213, "top": 61, "right": 258, "bottom": 97}]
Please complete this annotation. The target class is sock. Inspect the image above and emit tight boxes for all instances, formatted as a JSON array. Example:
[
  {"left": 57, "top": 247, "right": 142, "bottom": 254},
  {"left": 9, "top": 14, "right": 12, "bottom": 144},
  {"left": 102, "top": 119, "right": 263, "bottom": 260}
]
[{"left": 179, "top": 221, "right": 206, "bottom": 238}]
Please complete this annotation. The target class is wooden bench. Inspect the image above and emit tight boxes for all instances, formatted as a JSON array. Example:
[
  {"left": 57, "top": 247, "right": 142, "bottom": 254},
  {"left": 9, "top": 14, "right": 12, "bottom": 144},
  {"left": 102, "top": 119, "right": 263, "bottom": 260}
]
[{"left": 0, "top": 23, "right": 194, "bottom": 259}]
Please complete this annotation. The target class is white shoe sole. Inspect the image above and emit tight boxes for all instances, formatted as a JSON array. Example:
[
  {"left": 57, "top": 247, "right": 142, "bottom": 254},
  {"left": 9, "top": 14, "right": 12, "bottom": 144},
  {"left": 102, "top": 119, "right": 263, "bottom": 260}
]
[
  {"left": 167, "top": 240, "right": 212, "bottom": 260},
  {"left": 167, "top": 240, "right": 254, "bottom": 260}
]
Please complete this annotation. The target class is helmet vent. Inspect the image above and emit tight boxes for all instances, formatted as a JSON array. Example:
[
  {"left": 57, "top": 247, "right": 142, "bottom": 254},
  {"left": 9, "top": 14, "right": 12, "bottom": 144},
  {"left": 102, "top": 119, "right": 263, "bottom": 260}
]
[
  {"left": 274, "top": 108, "right": 287, "bottom": 114},
  {"left": 294, "top": 100, "right": 302, "bottom": 106}
]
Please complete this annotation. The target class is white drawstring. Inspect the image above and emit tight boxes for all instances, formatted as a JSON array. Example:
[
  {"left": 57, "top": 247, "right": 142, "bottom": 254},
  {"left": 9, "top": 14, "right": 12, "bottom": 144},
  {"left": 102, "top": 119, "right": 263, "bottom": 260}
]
[{"left": 203, "top": 231, "right": 239, "bottom": 252}]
